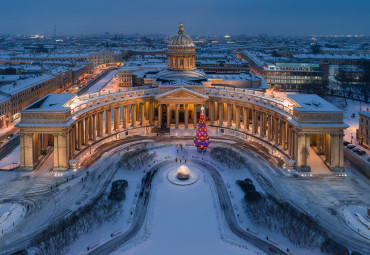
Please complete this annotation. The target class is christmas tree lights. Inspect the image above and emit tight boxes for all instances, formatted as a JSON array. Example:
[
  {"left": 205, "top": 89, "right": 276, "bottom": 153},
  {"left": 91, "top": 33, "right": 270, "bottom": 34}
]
[{"left": 194, "top": 106, "right": 210, "bottom": 153}]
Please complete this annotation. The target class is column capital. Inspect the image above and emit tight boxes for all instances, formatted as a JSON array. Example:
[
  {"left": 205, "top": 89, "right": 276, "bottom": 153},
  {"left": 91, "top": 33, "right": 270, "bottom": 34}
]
[{"left": 297, "top": 132, "right": 306, "bottom": 138}]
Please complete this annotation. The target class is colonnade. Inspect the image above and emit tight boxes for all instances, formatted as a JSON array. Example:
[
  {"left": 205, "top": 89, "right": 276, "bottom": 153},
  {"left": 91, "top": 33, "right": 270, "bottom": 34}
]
[
  {"left": 68, "top": 101, "right": 154, "bottom": 159},
  {"left": 157, "top": 103, "right": 202, "bottom": 128},
  {"left": 20, "top": 98, "right": 345, "bottom": 173},
  {"left": 207, "top": 100, "right": 344, "bottom": 171}
]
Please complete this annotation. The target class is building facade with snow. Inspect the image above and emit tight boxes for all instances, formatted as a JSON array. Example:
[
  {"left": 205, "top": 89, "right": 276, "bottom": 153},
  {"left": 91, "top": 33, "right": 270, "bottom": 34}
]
[{"left": 18, "top": 22, "right": 348, "bottom": 174}]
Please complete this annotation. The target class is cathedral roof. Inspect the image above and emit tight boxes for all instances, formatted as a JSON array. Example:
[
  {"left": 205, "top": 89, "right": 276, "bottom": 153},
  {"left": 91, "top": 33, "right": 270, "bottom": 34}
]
[{"left": 168, "top": 22, "right": 195, "bottom": 47}]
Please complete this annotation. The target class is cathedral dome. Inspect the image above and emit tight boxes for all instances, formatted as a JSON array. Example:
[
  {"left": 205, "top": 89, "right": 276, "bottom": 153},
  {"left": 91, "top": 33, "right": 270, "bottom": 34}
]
[{"left": 168, "top": 22, "right": 195, "bottom": 47}]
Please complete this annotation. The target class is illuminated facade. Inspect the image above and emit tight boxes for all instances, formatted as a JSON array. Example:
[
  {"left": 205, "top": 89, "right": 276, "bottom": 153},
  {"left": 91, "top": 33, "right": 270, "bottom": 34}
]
[{"left": 18, "top": 22, "right": 348, "bottom": 174}]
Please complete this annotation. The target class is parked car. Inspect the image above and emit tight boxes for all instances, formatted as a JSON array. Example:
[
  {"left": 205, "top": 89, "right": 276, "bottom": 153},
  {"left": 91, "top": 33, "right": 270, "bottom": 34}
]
[
  {"left": 346, "top": 144, "right": 356, "bottom": 149},
  {"left": 6, "top": 134, "right": 14, "bottom": 139},
  {"left": 343, "top": 141, "right": 349, "bottom": 146},
  {"left": 355, "top": 149, "right": 366, "bottom": 155}
]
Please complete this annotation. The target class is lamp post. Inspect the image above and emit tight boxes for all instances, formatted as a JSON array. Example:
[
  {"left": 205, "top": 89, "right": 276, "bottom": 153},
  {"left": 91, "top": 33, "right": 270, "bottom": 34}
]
[{"left": 350, "top": 130, "right": 353, "bottom": 144}]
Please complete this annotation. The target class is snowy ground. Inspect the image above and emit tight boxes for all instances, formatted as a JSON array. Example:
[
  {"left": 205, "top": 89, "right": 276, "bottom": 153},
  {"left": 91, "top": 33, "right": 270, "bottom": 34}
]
[
  {"left": 0, "top": 133, "right": 369, "bottom": 254},
  {"left": 118, "top": 162, "right": 253, "bottom": 255},
  {"left": 0, "top": 144, "right": 20, "bottom": 170},
  {"left": 323, "top": 95, "right": 370, "bottom": 157},
  {"left": 340, "top": 205, "right": 370, "bottom": 240},
  {"left": 83, "top": 70, "right": 118, "bottom": 95},
  {"left": 0, "top": 203, "right": 26, "bottom": 236},
  {"left": 68, "top": 169, "right": 142, "bottom": 255}
]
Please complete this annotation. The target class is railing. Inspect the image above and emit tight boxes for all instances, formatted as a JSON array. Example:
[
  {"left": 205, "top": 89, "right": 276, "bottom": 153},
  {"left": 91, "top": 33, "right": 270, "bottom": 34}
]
[
  {"left": 70, "top": 85, "right": 294, "bottom": 117},
  {"left": 70, "top": 87, "right": 158, "bottom": 115},
  {"left": 205, "top": 86, "right": 294, "bottom": 115}
]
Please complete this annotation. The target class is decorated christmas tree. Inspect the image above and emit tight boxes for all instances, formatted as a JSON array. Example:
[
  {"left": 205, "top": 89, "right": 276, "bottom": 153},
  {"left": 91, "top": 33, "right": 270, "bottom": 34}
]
[{"left": 194, "top": 106, "right": 210, "bottom": 153}]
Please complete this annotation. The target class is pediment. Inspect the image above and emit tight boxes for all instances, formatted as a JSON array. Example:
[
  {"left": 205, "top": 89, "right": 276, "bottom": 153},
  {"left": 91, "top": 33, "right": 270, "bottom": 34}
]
[{"left": 155, "top": 87, "right": 208, "bottom": 100}]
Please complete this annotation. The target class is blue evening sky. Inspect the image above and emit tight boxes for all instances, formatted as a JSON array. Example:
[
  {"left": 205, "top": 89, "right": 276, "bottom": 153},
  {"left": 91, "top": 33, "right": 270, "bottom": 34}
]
[{"left": 0, "top": 0, "right": 369, "bottom": 36}]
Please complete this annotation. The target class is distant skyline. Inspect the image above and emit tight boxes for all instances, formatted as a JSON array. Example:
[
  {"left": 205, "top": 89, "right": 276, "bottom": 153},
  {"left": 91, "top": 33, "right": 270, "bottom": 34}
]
[{"left": 1, "top": 0, "right": 370, "bottom": 36}]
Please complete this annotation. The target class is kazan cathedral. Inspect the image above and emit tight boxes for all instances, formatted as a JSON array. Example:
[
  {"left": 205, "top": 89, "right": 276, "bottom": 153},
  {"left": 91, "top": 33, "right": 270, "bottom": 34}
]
[{"left": 18, "top": 22, "right": 347, "bottom": 175}]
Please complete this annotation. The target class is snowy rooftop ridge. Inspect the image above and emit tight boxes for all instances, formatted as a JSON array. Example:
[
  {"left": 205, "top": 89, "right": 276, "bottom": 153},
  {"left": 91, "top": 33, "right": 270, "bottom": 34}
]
[{"left": 288, "top": 94, "right": 342, "bottom": 112}]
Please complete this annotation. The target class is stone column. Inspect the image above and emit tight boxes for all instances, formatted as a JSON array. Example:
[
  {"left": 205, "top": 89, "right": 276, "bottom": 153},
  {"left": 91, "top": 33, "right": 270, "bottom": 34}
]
[
  {"left": 258, "top": 113, "right": 263, "bottom": 137},
  {"left": 185, "top": 104, "right": 189, "bottom": 128},
  {"left": 227, "top": 104, "right": 232, "bottom": 127},
  {"left": 98, "top": 112, "right": 104, "bottom": 137},
  {"left": 175, "top": 104, "right": 179, "bottom": 128},
  {"left": 158, "top": 104, "right": 162, "bottom": 128},
  {"left": 92, "top": 114, "right": 96, "bottom": 141},
  {"left": 114, "top": 107, "right": 120, "bottom": 131},
  {"left": 235, "top": 106, "right": 240, "bottom": 129},
  {"left": 149, "top": 101, "right": 153, "bottom": 125},
  {"left": 166, "top": 104, "right": 171, "bottom": 128},
  {"left": 288, "top": 126, "right": 292, "bottom": 156},
  {"left": 218, "top": 103, "right": 223, "bottom": 126},
  {"left": 20, "top": 133, "right": 34, "bottom": 171},
  {"left": 210, "top": 101, "right": 215, "bottom": 125},
  {"left": 42, "top": 134, "right": 48, "bottom": 151},
  {"left": 132, "top": 104, "right": 136, "bottom": 127},
  {"left": 193, "top": 104, "right": 197, "bottom": 128},
  {"left": 296, "top": 133, "right": 310, "bottom": 171},
  {"left": 80, "top": 120, "right": 85, "bottom": 145},
  {"left": 122, "top": 106, "right": 126, "bottom": 128},
  {"left": 71, "top": 126, "right": 76, "bottom": 155},
  {"left": 262, "top": 112, "right": 266, "bottom": 137},
  {"left": 233, "top": 105, "right": 236, "bottom": 123},
  {"left": 251, "top": 110, "right": 256, "bottom": 134},
  {"left": 106, "top": 109, "right": 112, "bottom": 134},
  {"left": 242, "top": 107, "right": 247, "bottom": 130},
  {"left": 268, "top": 115, "right": 272, "bottom": 141},
  {"left": 140, "top": 103, "right": 145, "bottom": 126},
  {"left": 78, "top": 121, "right": 82, "bottom": 149},
  {"left": 53, "top": 133, "right": 69, "bottom": 171},
  {"left": 281, "top": 121, "right": 286, "bottom": 149},
  {"left": 274, "top": 117, "right": 279, "bottom": 145},
  {"left": 329, "top": 133, "right": 344, "bottom": 171},
  {"left": 85, "top": 117, "right": 89, "bottom": 144}
]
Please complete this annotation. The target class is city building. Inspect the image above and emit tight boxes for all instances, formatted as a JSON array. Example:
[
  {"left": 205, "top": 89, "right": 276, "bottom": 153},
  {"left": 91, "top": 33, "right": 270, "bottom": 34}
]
[
  {"left": 358, "top": 111, "right": 370, "bottom": 149},
  {"left": 240, "top": 51, "right": 329, "bottom": 91},
  {"left": 18, "top": 22, "right": 348, "bottom": 174}
]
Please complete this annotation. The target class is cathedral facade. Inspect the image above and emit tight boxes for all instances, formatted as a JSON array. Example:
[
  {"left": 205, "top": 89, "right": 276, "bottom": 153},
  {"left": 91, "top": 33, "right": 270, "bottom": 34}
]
[{"left": 18, "top": 22, "right": 348, "bottom": 174}]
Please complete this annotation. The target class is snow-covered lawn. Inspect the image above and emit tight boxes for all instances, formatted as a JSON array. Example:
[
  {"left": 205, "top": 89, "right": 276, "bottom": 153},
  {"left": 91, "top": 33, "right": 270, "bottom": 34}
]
[
  {"left": 0, "top": 144, "right": 20, "bottom": 169},
  {"left": 68, "top": 170, "right": 142, "bottom": 255},
  {"left": 0, "top": 203, "right": 26, "bottom": 236},
  {"left": 340, "top": 205, "right": 370, "bottom": 240},
  {"left": 118, "top": 162, "right": 257, "bottom": 255}
]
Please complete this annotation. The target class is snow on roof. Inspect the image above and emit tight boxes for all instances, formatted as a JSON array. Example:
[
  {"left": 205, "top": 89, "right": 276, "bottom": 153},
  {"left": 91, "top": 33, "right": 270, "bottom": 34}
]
[
  {"left": 288, "top": 94, "right": 342, "bottom": 112},
  {"left": 25, "top": 94, "right": 74, "bottom": 111},
  {"left": 0, "top": 74, "right": 55, "bottom": 95},
  {"left": 359, "top": 111, "right": 370, "bottom": 118}
]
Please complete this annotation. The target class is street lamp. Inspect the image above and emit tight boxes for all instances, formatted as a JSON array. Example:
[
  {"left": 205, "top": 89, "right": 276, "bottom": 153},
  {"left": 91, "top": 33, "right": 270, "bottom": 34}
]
[{"left": 350, "top": 130, "right": 353, "bottom": 144}]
